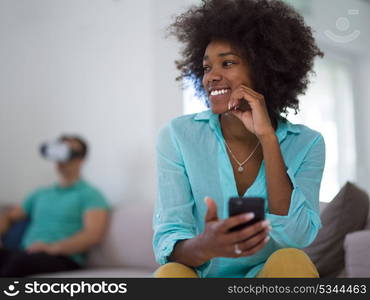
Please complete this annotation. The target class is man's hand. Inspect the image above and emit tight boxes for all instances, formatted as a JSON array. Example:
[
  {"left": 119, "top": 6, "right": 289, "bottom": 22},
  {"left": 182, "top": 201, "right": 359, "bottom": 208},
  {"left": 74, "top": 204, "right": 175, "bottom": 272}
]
[
  {"left": 0, "top": 216, "right": 10, "bottom": 237},
  {"left": 26, "top": 242, "right": 60, "bottom": 255},
  {"left": 0, "top": 206, "right": 27, "bottom": 237}
]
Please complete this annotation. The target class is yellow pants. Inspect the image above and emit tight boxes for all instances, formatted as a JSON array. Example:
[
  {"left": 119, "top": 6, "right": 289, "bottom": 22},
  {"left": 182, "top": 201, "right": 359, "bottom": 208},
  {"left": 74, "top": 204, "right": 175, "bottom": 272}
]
[{"left": 154, "top": 248, "right": 319, "bottom": 278}]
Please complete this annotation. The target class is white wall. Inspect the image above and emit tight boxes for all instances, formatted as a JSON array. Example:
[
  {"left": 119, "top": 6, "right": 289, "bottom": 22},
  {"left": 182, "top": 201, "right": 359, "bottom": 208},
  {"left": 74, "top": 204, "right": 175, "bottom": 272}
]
[
  {"left": 353, "top": 56, "right": 370, "bottom": 194},
  {"left": 1, "top": 0, "right": 369, "bottom": 205},
  {"left": 0, "top": 0, "right": 158, "bottom": 205},
  {"left": 303, "top": 0, "right": 370, "bottom": 55},
  {"left": 151, "top": 0, "right": 201, "bottom": 129},
  {"left": 299, "top": 0, "right": 370, "bottom": 194}
]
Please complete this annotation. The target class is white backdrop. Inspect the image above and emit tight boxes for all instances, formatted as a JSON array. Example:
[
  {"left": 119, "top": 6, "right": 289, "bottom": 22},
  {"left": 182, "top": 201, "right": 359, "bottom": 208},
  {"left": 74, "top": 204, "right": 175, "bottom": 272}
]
[
  {"left": 1, "top": 0, "right": 370, "bottom": 206},
  {"left": 0, "top": 0, "right": 196, "bottom": 205}
]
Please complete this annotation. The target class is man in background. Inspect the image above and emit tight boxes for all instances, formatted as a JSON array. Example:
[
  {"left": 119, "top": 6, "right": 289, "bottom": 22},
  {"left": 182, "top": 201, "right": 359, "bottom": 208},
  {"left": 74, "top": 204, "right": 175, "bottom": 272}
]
[{"left": 0, "top": 135, "right": 110, "bottom": 276}]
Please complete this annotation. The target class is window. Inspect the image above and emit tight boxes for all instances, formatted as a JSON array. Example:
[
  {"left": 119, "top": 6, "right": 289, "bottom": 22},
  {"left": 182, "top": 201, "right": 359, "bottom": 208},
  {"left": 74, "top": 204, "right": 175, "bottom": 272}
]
[
  {"left": 182, "top": 56, "right": 356, "bottom": 202},
  {"left": 286, "top": 56, "right": 356, "bottom": 202},
  {"left": 183, "top": 81, "right": 207, "bottom": 115}
]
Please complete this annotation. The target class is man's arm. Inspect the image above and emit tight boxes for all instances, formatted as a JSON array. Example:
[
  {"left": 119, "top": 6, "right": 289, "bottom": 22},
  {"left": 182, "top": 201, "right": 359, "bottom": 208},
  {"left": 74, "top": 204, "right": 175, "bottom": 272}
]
[
  {"left": 27, "top": 209, "right": 109, "bottom": 255},
  {"left": 0, "top": 205, "right": 27, "bottom": 237}
]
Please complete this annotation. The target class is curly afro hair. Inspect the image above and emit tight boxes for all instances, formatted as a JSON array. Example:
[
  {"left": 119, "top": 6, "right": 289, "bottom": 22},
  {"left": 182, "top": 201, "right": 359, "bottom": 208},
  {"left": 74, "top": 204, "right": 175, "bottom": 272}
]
[{"left": 170, "top": 0, "right": 324, "bottom": 118}]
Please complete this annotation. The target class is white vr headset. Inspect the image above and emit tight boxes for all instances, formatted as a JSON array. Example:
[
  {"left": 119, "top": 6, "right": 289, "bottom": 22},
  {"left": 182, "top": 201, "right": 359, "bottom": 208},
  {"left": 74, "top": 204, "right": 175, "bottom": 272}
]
[{"left": 40, "top": 141, "right": 83, "bottom": 162}]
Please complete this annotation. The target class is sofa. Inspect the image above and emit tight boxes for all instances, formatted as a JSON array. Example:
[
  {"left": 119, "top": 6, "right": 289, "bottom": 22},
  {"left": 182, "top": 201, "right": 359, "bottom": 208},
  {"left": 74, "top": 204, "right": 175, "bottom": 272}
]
[
  {"left": 0, "top": 201, "right": 159, "bottom": 278},
  {"left": 1, "top": 183, "right": 370, "bottom": 278},
  {"left": 44, "top": 201, "right": 159, "bottom": 277},
  {"left": 304, "top": 182, "right": 370, "bottom": 278},
  {"left": 313, "top": 201, "right": 370, "bottom": 277}
]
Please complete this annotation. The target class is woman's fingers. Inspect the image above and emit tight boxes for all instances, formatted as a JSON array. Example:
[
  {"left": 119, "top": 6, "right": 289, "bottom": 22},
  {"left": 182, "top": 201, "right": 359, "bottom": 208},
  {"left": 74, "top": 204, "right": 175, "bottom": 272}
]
[
  {"left": 238, "top": 227, "right": 270, "bottom": 251},
  {"left": 229, "top": 230, "right": 270, "bottom": 258},
  {"left": 209, "top": 218, "right": 271, "bottom": 258},
  {"left": 204, "top": 197, "right": 218, "bottom": 222},
  {"left": 228, "top": 219, "right": 270, "bottom": 243},
  {"left": 231, "top": 109, "right": 252, "bottom": 124},
  {"left": 228, "top": 86, "right": 261, "bottom": 111},
  {"left": 227, "top": 92, "right": 242, "bottom": 111},
  {"left": 240, "top": 85, "right": 264, "bottom": 99},
  {"left": 217, "top": 212, "right": 255, "bottom": 233},
  {"left": 239, "top": 234, "right": 270, "bottom": 257}
]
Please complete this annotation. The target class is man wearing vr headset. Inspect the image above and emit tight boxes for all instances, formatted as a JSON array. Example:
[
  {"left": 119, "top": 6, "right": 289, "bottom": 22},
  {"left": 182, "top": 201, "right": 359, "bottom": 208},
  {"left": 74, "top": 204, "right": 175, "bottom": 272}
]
[{"left": 0, "top": 135, "right": 110, "bottom": 277}]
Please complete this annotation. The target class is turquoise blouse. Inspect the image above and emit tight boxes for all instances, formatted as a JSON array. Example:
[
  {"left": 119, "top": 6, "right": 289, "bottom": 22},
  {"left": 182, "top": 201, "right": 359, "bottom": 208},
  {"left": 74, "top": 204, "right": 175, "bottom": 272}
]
[{"left": 153, "top": 110, "right": 325, "bottom": 278}]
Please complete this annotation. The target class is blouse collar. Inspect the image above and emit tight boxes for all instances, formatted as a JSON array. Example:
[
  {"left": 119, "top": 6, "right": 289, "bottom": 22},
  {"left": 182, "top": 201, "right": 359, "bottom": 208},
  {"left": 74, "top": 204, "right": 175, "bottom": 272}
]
[{"left": 193, "top": 109, "right": 300, "bottom": 143}]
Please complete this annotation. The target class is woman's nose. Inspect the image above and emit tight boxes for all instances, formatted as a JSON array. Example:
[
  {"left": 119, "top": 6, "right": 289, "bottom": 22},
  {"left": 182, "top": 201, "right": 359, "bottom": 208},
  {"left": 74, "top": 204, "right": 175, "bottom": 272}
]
[{"left": 206, "top": 68, "right": 222, "bottom": 83}]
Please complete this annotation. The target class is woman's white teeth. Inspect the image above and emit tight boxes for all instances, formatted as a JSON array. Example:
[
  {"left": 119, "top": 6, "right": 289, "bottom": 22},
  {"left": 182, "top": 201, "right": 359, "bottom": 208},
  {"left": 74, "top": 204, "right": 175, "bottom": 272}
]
[{"left": 211, "top": 89, "right": 229, "bottom": 96}]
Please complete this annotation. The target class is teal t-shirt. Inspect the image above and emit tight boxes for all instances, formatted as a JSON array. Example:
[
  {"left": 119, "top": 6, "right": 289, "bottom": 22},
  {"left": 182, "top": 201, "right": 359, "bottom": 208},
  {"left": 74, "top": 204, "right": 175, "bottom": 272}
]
[{"left": 21, "top": 179, "right": 110, "bottom": 266}]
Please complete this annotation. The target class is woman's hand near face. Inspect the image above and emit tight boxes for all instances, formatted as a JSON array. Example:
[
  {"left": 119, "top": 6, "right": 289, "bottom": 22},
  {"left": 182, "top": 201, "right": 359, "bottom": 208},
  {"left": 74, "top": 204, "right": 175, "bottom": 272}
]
[
  {"left": 228, "top": 85, "right": 275, "bottom": 140},
  {"left": 199, "top": 197, "right": 271, "bottom": 260}
]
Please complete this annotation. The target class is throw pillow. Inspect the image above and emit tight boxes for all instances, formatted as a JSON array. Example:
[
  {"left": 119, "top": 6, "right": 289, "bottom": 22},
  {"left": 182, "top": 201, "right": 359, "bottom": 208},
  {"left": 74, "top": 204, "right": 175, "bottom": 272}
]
[{"left": 304, "top": 182, "right": 369, "bottom": 277}]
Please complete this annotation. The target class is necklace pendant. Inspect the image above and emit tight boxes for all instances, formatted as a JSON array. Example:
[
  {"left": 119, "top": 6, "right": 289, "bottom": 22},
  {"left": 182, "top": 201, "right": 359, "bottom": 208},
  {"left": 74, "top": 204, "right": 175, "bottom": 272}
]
[{"left": 238, "top": 166, "right": 244, "bottom": 173}]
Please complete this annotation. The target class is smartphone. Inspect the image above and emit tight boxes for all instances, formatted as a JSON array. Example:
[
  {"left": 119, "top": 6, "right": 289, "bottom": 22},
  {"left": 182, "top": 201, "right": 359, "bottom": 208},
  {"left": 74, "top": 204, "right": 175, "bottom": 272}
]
[{"left": 228, "top": 197, "right": 265, "bottom": 232}]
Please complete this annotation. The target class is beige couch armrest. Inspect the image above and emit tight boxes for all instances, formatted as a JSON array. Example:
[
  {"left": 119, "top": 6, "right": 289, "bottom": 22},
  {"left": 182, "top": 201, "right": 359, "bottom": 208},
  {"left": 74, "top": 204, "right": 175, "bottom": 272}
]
[{"left": 344, "top": 229, "right": 370, "bottom": 277}]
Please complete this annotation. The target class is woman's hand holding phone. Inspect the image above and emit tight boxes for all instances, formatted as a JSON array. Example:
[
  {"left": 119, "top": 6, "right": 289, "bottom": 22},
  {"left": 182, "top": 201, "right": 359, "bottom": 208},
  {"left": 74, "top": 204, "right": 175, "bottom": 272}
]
[{"left": 199, "top": 197, "right": 271, "bottom": 259}]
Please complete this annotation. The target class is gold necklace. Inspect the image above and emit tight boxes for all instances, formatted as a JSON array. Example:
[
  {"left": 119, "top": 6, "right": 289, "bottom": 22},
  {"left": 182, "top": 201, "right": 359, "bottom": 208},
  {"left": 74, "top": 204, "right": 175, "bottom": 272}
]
[{"left": 224, "top": 140, "right": 260, "bottom": 173}]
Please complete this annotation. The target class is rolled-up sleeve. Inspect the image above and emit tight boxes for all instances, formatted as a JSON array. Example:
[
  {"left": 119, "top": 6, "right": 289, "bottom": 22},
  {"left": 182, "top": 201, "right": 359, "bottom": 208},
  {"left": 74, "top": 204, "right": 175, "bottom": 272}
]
[
  {"left": 152, "top": 124, "right": 197, "bottom": 265},
  {"left": 266, "top": 134, "right": 325, "bottom": 249}
]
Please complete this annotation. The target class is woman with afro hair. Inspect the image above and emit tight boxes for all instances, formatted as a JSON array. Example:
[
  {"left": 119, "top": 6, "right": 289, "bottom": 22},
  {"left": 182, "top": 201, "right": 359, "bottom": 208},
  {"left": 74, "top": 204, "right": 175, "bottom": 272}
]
[{"left": 153, "top": 0, "right": 325, "bottom": 278}]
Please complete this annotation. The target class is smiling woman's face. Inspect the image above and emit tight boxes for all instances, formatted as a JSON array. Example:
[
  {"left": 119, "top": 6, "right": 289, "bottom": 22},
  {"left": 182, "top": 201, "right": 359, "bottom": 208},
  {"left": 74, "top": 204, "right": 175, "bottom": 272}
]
[{"left": 202, "top": 40, "right": 254, "bottom": 114}]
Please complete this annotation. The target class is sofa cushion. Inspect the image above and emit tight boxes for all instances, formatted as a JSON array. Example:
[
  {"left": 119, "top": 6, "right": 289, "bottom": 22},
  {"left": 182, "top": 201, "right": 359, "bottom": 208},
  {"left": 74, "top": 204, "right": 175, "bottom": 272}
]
[
  {"left": 304, "top": 182, "right": 369, "bottom": 277},
  {"left": 87, "top": 201, "right": 158, "bottom": 271},
  {"left": 344, "top": 229, "right": 370, "bottom": 277}
]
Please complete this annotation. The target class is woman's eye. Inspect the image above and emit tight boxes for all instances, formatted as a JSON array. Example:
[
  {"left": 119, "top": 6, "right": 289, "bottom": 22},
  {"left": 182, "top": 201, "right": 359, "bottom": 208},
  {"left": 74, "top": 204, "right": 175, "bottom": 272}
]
[
  {"left": 223, "top": 61, "right": 235, "bottom": 67},
  {"left": 203, "top": 65, "right": 211, "bottom": 73}
]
